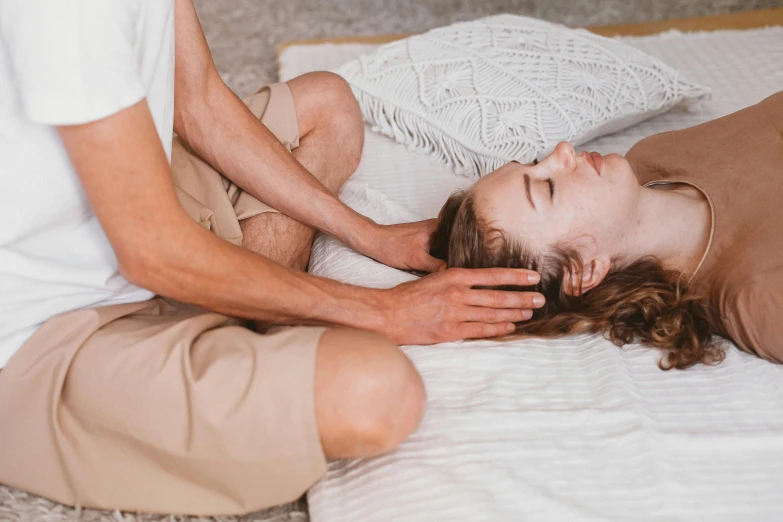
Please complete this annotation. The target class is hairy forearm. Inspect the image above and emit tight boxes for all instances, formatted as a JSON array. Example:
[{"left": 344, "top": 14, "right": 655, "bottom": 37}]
[
  {"left": 175, "top": 74, "right": 375, "bottom": 248},
  {"left": 126, "top": 212, "right": 387, "bottom": 329}
]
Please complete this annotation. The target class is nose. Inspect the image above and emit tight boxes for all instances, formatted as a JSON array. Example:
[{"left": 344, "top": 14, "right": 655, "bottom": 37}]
[{"left": 537, "top": 141, "right": 576, "bottom": 175}]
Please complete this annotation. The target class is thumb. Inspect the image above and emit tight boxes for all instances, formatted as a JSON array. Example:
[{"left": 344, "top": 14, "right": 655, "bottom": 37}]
[{"left": 424, "top": 254, "right": 447, "bottom": 273}]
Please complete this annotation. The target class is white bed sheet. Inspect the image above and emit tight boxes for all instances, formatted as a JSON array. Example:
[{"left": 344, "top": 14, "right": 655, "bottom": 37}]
[{"left": 279, "top": 27, "right": 783, "bottom": 522}]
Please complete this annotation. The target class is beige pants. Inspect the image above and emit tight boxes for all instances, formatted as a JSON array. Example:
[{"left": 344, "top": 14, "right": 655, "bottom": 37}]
[
  {"left": 172, "top": 82, "right": 300, "bottom": 244},
  {"left": 0, "top": 83, "right": 328, "bottom": 516}
]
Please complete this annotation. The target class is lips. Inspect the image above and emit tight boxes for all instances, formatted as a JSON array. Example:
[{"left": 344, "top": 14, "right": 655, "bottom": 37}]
[{"left": 588, "top": 152, "right": 603, "bottom": 176}]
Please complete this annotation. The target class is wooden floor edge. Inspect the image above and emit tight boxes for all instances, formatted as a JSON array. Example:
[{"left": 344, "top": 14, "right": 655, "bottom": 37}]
[{"left": 276, "top": 7, "right": 783, "bottom": 56}]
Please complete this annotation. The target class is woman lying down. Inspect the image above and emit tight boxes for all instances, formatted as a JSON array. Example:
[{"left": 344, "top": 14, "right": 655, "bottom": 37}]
[{"left": 430, "top": 91, "right": 783, "bottom": 369}]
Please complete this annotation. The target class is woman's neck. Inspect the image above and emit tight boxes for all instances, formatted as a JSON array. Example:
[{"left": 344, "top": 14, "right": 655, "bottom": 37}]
[{"left": 624, "top": 183, "right": 712, "bottom": 278}]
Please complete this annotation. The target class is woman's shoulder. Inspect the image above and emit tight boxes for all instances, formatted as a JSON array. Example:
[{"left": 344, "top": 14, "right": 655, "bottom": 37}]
[
  {"left": 757, "top": 91, "right": 783, "bottom": 124},
  {"left": 722, "top": 269, "right": 783, "bottom": 364},
  {"left": 625, "top": 127, "right": 693, "bottom": 186},
  {"left": 627, "top": 91, "right": 783, "bottom": 185}
]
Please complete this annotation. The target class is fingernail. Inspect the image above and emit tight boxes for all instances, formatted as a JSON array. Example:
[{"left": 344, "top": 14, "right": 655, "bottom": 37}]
[
  {"left": 528, "top": 272, "right": 540, "bottom": 284},
  {"left": 533, "top": 295, "right": 545, "bottom": 307},
  {"left": 507, "top": 323, "right": 516, "bottom": 332},
  {"left": 522, "top": 309, "right": 533, "bottom": 320}
]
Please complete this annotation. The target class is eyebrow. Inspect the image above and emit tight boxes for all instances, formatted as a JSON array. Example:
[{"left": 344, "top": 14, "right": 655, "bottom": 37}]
[{"left": 524, "top": 174, "right": 536, "bottom": 210}]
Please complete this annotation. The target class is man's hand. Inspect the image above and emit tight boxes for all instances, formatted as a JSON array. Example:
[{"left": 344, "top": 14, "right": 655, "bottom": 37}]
[
  {"left": 376, "top": 267, "right": 544, "bottom": 345},
  {"left": 356, "top": 219, "right": 446, "bottom": 274}
]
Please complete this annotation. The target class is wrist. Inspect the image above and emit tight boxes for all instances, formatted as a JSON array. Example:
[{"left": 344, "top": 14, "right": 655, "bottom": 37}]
[
  {"left": 291, "top": 274, "right": 393, "bottom": 335},
  {"left": 336, "top": 283, "right": 394, "bottom": 336},
  {"left": 340, "top": 213, "right": 380, "bottom": 254},
  {"left": 353, "top": 286, "right": 393, "bottom": 335}
]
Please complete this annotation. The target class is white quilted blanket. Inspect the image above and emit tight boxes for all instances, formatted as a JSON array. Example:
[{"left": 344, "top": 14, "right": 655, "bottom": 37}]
[{"left": 279, "top": 27, "right": 783, "bottom": 521}]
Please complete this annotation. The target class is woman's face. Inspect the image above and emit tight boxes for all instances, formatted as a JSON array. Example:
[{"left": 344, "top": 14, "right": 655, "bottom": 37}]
[{"left": 470, "top": 142, "right": 641, "bottom": 257}]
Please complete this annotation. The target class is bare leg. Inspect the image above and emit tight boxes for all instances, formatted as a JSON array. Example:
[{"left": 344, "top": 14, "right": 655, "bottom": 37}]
[
  {"left": 315, "top": 329, "right": 426, "bottom": 458},
  {"left": 239, "top": 72, "right": 364, "bottom": 270}
]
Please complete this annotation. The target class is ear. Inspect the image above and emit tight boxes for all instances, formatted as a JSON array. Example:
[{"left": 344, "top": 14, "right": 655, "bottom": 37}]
[{"left": 562, "top": 256, "right": 611, "bottom": 296}]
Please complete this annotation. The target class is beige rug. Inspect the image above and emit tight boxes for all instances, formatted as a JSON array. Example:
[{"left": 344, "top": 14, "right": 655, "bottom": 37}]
[{"left": 0, "top": 487, "right": 306, "bottom": 522}]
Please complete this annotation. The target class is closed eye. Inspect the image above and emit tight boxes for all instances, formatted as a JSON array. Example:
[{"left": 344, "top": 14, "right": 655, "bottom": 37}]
[{"left": 547, "top": 178, "right": 554, "bottom": 199}]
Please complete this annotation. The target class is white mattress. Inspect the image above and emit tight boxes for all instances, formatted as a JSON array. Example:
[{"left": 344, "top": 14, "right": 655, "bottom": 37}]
[{"left": 279, "top": 27, "right": 783, "bottom": 522}]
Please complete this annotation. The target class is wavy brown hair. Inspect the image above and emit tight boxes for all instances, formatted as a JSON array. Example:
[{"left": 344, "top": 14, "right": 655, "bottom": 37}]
[{"left": 430, "top": 190, "right": 726, "bottom": 370}]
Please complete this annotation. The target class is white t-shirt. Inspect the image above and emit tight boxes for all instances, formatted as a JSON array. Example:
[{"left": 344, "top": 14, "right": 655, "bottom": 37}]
[{"left": 0, "top": 0, "right": 175, "bottom": 367}]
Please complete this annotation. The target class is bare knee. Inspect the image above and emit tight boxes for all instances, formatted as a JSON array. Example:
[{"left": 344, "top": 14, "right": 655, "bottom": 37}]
[
  {"left": 287, "top": 71, "right": 365, "bottom": 177},
  {"left": 315, "top": 329, "right": 426, "bottom": 459}
]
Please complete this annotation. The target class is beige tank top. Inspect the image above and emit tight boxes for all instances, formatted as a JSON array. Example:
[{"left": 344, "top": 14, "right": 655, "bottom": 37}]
[{"left": 626, "top": 92, "right": 783, "bottom": 363}]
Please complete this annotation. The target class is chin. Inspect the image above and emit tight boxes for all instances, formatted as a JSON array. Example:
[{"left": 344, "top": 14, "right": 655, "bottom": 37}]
[{"left": 607, "top": 153, "right": 636, "bottom": 177}]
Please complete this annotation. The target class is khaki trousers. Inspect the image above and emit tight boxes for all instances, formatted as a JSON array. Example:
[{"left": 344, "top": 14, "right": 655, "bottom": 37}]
[{"left": 0, "top": 83, "right": 328, "bottom": 516}]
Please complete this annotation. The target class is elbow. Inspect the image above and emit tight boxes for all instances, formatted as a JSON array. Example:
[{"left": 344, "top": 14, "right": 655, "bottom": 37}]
[
  {"left": 173, "top": 70, "right": 224, "bottom": 146},
  {"left": 117, "top": 251, "right": 156, "bottom": 292},
  {"left": 115, "top": 212, "right": 203, "bottom": 296},
  {"left": 117, "top": 247, "right": 170, "bottom": 294},
  {"left": 173, "top": 98, "right": 204, "bottom": 148},
  {"left": 116, "top": 224, "right": 197, "bottom": 297}
]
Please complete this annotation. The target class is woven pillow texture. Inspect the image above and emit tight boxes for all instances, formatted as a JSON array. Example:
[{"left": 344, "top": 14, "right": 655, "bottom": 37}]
[{"left": 336, "top": 15, "right": 710, "bottom": 177}]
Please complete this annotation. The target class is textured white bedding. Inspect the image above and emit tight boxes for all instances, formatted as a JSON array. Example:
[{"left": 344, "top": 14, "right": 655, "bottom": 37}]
[{"left": 279, "top": 28, "right": 783, "bottom": 521}]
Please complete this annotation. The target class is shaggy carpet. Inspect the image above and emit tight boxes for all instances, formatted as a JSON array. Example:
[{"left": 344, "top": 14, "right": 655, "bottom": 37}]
[{"left": 2, "top": 0, "right": 782, "bottom": 521}]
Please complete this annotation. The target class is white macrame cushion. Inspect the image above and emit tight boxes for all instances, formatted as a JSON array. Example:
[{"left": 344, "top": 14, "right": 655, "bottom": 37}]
[{"left": 336, "top": 15, "right": 710, "bottom": 177}]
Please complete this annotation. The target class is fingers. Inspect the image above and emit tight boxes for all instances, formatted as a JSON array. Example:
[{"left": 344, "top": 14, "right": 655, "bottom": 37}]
[
  {"left": 457, "top": 322, "right": 518, "bottom": 340},
  {"left": 418, "top": 218, "right": 439, "bottom": 233},
  {"left": 406, "top": 252, "right": 446, "bottom": 273},
  {"left": 462, "top": 306, "right": 533, "bottom": 323},
  {"left": 424, "top": 254, "right": 447, "bottom": 273},
  {"left": 418, "top": 219, "right": 446, "bottom": 272},
  {"left": 465, "top": 289, "right": 545, "bottom": 309},
  {"left": 450, "top": 267, "right": 541, "bottom": 287}
]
